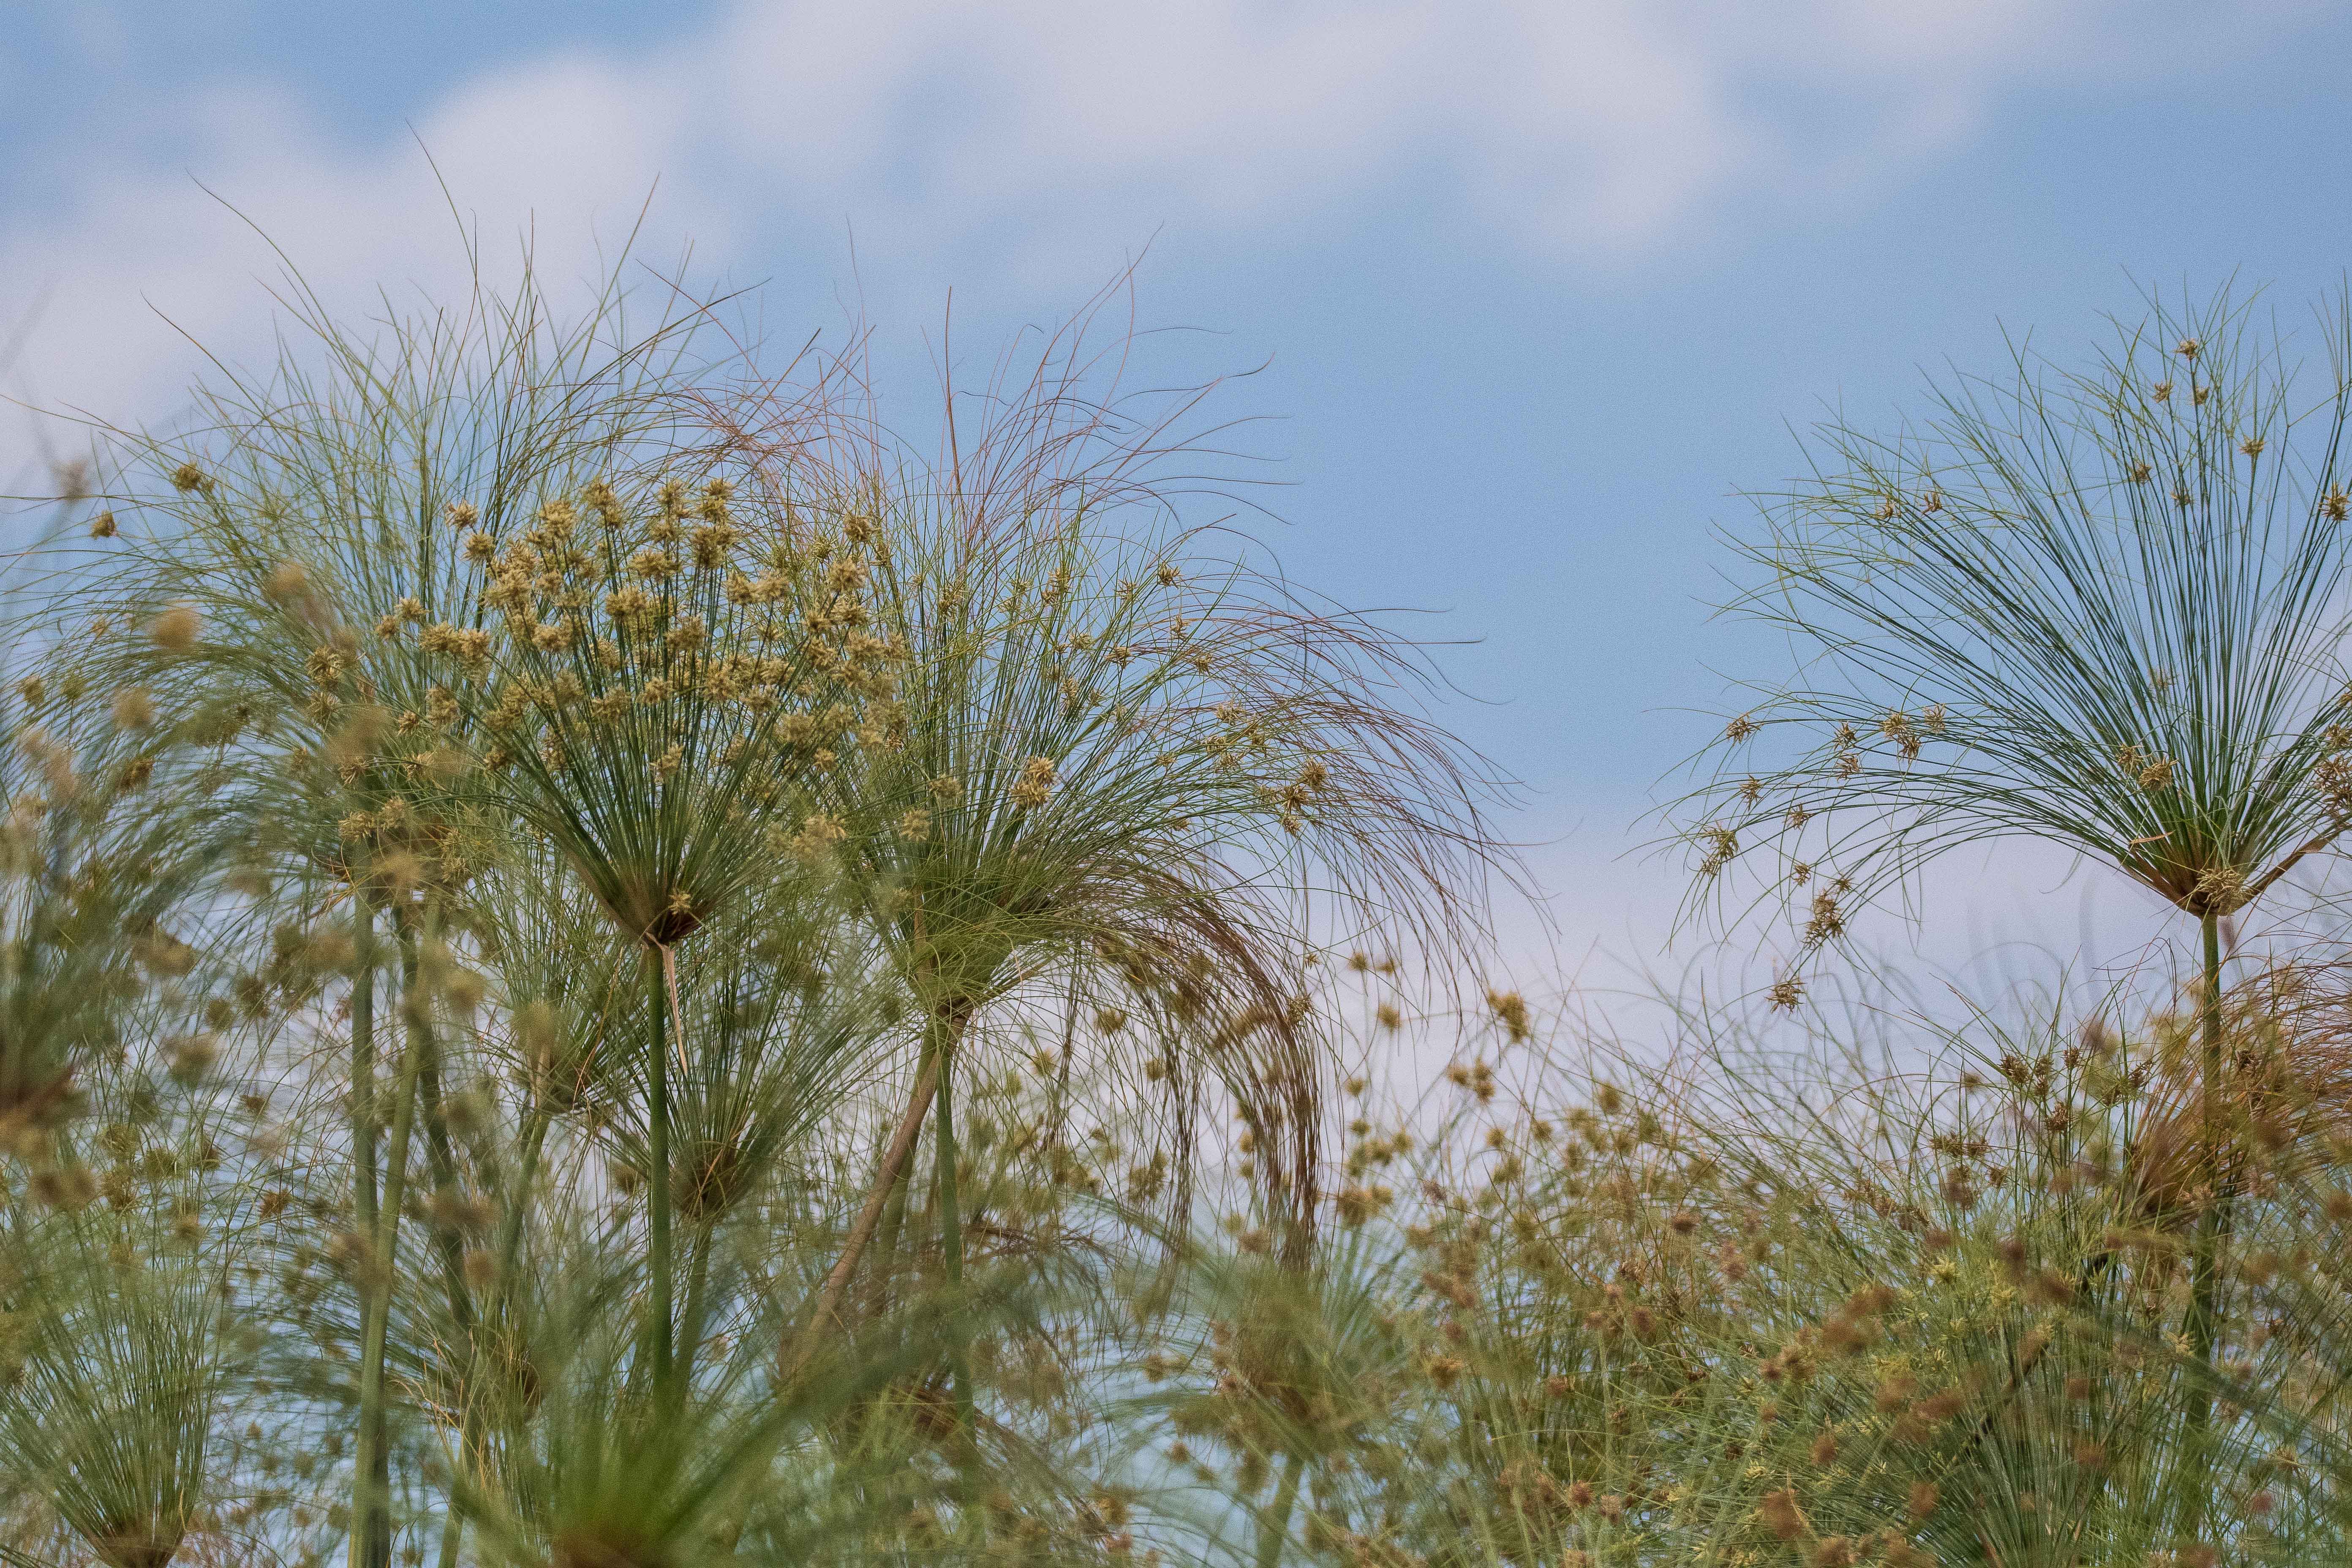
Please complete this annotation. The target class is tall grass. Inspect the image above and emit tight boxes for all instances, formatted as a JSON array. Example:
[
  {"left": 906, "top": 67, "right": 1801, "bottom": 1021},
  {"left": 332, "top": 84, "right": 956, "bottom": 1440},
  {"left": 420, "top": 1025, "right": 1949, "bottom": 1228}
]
[{"left": 1, "top": 250, "right": 2349, "bottom": 1568}]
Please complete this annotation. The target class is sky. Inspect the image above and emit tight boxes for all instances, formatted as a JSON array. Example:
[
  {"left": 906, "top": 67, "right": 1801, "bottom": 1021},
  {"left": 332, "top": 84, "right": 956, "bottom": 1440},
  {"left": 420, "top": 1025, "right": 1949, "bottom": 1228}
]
[{"left": 8, "top": 0, "right": 2352, "bottom": 1004}]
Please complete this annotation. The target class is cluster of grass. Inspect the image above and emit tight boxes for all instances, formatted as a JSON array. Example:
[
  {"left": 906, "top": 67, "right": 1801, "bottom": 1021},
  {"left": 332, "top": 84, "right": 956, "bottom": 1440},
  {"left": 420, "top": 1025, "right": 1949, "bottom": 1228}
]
[{"left": 0, "top": 253, "right": 2347, "bottom": 1568}]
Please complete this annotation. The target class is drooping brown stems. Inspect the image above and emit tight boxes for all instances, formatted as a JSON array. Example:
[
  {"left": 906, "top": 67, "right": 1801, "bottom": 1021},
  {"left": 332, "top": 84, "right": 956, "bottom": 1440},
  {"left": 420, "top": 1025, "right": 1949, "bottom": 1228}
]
[{"left": 786, "top": 1043, "right": 947, "bottom": 1383}]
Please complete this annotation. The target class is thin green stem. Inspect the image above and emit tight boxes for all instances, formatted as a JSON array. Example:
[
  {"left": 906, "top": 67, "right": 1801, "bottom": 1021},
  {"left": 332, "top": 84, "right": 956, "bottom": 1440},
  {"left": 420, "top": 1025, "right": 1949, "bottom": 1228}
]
[
  {"left": 932, "top": 1006, "right": 975, "bottom": 1447},
  {"left": 345, "top": 893, "right": 382, "bottom": 1568},
  {"left": 351, "top": 894, "right": 381, "bottom": 1246},
  {"left": 646, "top": 944, "right": 673, "bottom": 1403},
  {"left": 439, "top": 1105, "right": 553, "bottom": 1568},
  {"left": 417, "top": 998, "right": 479, "bottom": 1568},
  {"left": 2181, "top": 907, "right": 2230, "bottom": 1545},
  {"left": 354, "top": 903, "right": 433, "bottom": 1568},
  {"left": 1256, "top": 1450, "right": 1305, "bottom": 1568},
  {"left": 865, "top": 1162, "right": 913, "bottom": 1327},
  {"left": 416, "top": 1021, "right": 475, "bottom": 1337}
]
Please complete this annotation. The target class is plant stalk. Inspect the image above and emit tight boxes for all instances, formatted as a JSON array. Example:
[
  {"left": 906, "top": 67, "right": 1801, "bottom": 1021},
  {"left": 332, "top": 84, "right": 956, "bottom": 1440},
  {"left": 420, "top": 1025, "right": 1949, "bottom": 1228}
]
[
  {"left": 931, "top": 1006, "right": 976, "bottom": 1446},
  {"left": 1257, "top": 1450, "right": 1305, "bottom": 1568},
  {"left": 2180, "top": 906, "right": 2230, "bottom": 1544},
  {"left": 864, "top": 1161, "right": 914, "bottom": 1326},
  {"left": 788, "top": 1045, "right": 944, "bottom": 1381},
  {"left": 351, "top": 893, "right": 381, "bottom": 1250},
  {"left": 646, "top": 943, "right": 674, "bottom": 1403},
  {"left": 354, "top": 902, "right": 433, "bottom": 1568},
  {"left": 346, "top": 892, "right": 383, "bottom": 1568},
  {"left": 416, "top": 1027, "right": 476, "bottom": 1339},
  {"left": 439, "top": 1105, "right": 554, "bottom": 1568}
]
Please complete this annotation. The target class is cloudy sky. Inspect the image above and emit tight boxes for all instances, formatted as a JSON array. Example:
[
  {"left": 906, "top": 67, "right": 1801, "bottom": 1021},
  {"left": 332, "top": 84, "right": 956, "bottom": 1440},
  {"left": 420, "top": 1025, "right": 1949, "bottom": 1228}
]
[{"left": 8, "top": 0, "right": 2352, "bottom": 989}]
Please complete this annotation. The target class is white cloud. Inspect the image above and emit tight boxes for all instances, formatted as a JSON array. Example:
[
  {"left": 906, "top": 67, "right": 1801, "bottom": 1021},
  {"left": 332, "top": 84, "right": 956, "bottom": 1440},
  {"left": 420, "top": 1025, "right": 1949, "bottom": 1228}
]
[
  {"left": 671, "top": 0, "right": 2320, "bottom": 251},
  {"left": 0, "top": 0, "right": 2321, "bottom": 482}
]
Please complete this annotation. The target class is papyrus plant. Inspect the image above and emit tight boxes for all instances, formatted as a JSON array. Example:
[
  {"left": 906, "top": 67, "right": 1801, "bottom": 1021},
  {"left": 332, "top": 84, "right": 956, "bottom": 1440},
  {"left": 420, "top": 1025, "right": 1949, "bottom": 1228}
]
[
  {"left": 76, "top": 245, "right": 737, "bottom": 1568},
  {"left": 731, "top": 298, "right": 1515, "bottom": 1450},
  {"left": 1682, "top": 286, "right": 2352, "bottom": 1544},
  {"left": 447, "top": 465, "right": 889, "bottom": 1407}
]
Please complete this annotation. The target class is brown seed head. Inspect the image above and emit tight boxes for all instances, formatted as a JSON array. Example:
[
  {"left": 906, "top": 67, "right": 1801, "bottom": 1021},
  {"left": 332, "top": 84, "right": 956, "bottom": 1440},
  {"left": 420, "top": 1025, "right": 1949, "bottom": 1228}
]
[
  {"left": 1759, "top": 1489, "right": 1806, "bottom": 1541},
  {"left": 150, "top": 604, "right": 200, "bottom": 653}
]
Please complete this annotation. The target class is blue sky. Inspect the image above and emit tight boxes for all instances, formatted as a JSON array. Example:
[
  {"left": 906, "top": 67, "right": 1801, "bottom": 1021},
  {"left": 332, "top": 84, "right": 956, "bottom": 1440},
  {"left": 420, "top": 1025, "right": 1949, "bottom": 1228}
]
[{"left": 9, "top": 0, "right": 2352, "bottom": 987}]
